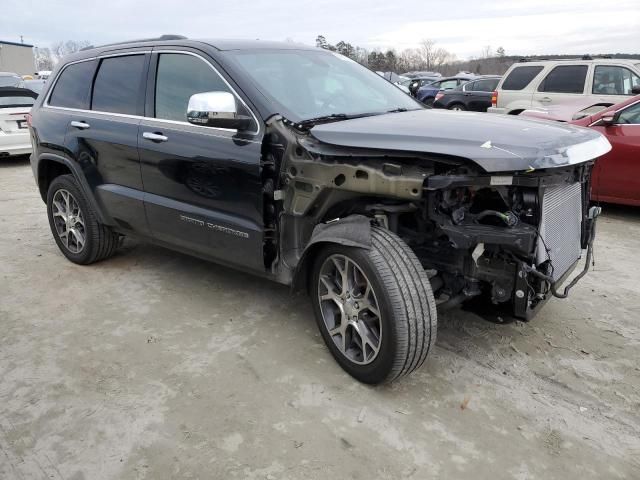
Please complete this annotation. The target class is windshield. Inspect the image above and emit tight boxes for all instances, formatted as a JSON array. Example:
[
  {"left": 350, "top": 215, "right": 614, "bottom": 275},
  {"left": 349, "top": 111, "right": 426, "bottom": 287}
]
[{"left": 227, "top": 49, "right": 421, "bottom": 121}]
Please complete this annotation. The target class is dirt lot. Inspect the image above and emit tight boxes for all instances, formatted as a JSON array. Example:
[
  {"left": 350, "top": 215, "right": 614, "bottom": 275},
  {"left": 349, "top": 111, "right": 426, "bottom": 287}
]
[{"left": 1, "top": 156, "right": 639, "bottom": 479}]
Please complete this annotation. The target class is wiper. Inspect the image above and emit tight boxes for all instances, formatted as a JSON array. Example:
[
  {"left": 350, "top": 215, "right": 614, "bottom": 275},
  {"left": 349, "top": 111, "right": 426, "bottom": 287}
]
[
  {"left": 298, "top": 111, "right": 388, "bottom": 128},
  {"left": 298, "top": 113, "right": 349, "bottom": 127}
]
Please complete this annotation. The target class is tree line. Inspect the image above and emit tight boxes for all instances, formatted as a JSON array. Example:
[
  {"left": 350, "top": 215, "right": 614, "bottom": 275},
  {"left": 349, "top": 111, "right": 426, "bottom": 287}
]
[{"left": 34, "top": 36, "right": 640, "bottom": 77}]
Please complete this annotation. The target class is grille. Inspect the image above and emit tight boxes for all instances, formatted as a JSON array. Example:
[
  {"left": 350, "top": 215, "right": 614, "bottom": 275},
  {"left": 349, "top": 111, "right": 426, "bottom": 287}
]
[{"left": 537, "top": 183, "right": 583, "bottom": 281}]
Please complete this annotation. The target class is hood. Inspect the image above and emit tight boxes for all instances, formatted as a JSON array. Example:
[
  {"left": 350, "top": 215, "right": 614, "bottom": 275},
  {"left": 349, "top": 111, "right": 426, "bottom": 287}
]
[{"left": 309, "top": 109, "right": 611, "bottom": 173}]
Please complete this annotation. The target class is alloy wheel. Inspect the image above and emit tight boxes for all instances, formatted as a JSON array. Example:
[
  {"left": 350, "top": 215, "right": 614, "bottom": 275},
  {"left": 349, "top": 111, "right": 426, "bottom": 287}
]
[
  {"left": 317, "top": 254, "right": 382, "bottom": 365},
  {"left": 51, "top": 189, "right": 86, "bottom": 254}
]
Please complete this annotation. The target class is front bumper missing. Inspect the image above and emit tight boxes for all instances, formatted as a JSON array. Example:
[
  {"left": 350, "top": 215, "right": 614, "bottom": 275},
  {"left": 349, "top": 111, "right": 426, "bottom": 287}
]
[{"left": 514, "top": 206, "right": 601, "bottom": 319}]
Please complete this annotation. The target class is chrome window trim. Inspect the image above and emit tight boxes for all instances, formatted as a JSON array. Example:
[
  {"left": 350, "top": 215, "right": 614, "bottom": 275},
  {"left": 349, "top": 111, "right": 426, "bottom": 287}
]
[
  {"left": 44, "top": 51, "right": 150, "bottom": 108},
  {"left": 43, "top": 49, "right": 262, "bottom": 137}
]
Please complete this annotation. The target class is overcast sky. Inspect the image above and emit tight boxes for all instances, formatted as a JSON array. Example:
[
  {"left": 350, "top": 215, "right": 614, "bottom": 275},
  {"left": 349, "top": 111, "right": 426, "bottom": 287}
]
[{"left": 2, "top": 0, "right": 639, "bottom": 59}]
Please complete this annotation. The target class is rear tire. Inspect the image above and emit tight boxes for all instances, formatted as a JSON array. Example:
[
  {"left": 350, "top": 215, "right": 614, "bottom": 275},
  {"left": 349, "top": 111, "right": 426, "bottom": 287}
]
[
  {"left": 448, "top": 103, "right": 467, "bottom": 111},
  {"left": 311, "top": 226, "right": 437, "bottom": 384},
  {"left": 46, "top": 174, "right": 120, "bottom": 265}
]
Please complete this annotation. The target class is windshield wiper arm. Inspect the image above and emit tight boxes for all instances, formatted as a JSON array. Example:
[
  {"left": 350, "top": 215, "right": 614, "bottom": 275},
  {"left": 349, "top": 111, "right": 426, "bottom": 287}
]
[{"left": 297, "top": 113, "right": 351, "bottom": 127}]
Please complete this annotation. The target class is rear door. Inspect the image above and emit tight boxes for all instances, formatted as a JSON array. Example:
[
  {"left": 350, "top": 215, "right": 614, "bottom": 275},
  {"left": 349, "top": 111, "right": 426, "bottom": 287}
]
[
  {"left": 62, "top": 51, "right": 150, "bottom": 234},
  {"left": 497, "top": 65, "right": 544, "bottom": 111},
  {"left": 531, "top": 64, "right": 589, "bottom": 108},
  {"left": 591, "top": 101, "right": 640, "bottom": 204},
  {"left": 138, "top": 49, "right": 264, "bottom": 271}
]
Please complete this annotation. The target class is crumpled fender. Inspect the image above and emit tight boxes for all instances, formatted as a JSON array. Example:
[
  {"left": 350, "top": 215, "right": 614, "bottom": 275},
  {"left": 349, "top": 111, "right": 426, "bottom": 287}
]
[{"left": 290, "top": 214, "right": 371, "bottom": 292}]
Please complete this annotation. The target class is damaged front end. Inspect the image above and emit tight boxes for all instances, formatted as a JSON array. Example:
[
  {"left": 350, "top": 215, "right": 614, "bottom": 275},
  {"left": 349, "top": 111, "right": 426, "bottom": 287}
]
[{"left": 261, "top": 114, "right": 606, "bottom": 320}]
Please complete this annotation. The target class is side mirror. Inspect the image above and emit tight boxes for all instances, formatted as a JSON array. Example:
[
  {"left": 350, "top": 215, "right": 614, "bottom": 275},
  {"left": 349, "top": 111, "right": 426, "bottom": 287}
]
[
  {"left": 632, "top": 85, "right": 640, "bottom": 95},
  {"left": 600, "top": 112, "right": 616, "bottom": 126},
  {"left": 187, "top": 91, "right": 252, "bottom": 131}
]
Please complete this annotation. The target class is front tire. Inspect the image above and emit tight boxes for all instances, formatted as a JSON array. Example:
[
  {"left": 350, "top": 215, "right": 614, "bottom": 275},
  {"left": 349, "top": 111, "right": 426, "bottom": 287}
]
[
  {"left": 46, "top": 174, "right": 120, "bottom": 265},
  {"left": 311, "top": 226, "right": 437, "bottom": 384}
]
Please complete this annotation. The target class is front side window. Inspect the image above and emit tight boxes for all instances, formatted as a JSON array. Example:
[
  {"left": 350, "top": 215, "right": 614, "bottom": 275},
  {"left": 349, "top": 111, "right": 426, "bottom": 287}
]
[
  {"left": 154, "top": 53, "right": 231, "bottom": 122},
  {"left": 593, "top": 66, "right": 640, "bottom": 95},
  {"left": 49, "top": 61, "right": 96, "bottom": 109},
  {"left": 502, "top": 66, "right": 544, "bottom": 90},
  {"left": 91, "top": 55, "right": 145, "bottom": 115},
  {"left": 617, "top": 102, "right": 640, "bottom": 124},
  {"left": 538, "top": 65, "right": 588, "bottom": 94},
  {"left": 226, "top": 50, "right": 421, "bottom": 121}
]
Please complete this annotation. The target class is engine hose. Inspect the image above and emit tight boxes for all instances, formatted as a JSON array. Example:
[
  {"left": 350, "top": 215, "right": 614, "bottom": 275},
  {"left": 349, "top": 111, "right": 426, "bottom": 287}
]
[
  {"left": 524, "top": 215, "right": 597, "bottom": 299},
  {"left": 473, "top": 210, "right": 518, "bottom": 227}
]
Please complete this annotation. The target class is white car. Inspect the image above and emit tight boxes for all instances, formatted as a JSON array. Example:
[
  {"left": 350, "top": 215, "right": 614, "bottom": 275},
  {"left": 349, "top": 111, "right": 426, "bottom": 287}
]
[
  {"left": 488, "top": 58, "right": 640, "bottom": 115},
  {"left": 0, "top": 87, "right": 36, "bottom": 158}
]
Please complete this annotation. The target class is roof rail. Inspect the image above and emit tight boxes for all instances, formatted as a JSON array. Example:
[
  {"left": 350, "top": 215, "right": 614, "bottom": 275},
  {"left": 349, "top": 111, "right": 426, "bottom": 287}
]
[
  {"left": 518, "top": 55, "right": 616, "bottom": 63},
  {"left": 80, "top": 34, "right": 187, "bottom": 51}
]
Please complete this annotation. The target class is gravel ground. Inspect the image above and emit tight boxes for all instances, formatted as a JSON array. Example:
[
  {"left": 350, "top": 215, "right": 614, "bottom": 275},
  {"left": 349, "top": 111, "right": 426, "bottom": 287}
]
[{"left": 1, "top": 156, "right": 639, "bottom": 479}]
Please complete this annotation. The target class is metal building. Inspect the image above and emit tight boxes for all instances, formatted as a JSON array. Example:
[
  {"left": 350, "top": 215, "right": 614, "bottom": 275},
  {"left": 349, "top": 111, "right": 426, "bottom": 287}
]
[{"left": 0, "top": 40, "right": 36, "bottom": 76}]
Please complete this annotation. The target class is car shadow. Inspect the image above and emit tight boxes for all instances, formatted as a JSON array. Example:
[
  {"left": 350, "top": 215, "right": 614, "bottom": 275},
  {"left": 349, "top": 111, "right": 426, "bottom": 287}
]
[
  {"left": 0, "top": 155, "right": 31, "bottom": 168},
  {"left": 599, "top": 202, "right": 640, "bottom": 223}
]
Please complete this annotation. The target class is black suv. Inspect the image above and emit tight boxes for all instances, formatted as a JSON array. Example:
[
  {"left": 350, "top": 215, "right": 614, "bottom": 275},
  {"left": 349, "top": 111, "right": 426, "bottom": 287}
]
[
  {"left": 29, "top": 36, "right": 609, "bottom": 384},
  {"left": 433, "top": 76, "right": 501, "bottom": 112}
]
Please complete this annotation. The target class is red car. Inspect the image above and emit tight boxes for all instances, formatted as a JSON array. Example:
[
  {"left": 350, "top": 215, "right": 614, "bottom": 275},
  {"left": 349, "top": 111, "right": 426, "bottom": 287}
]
[
  {"left": 570, "top": 95, "right": 640, "bottom": 206},
  {"left": 522, "top": 91, "right": 640, "bottom": 206}
]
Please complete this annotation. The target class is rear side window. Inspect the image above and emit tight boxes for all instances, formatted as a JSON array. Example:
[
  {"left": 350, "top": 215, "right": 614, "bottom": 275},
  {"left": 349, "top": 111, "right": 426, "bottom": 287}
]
[
  {"left": 154, "top": 53, "right": 231, "bottom": 122},
  {"left": 49, "top": 61, "right": 96, "bottom": 109},
  {"left": 472, "top": 78, "right": 500, "bottom": 92},
  {"left": 502, "top": 66, "right": 544, "bottom": 90},
  {"left": 538, "top": 65, "right": 588, "bottom": 94},
  {"left": 91, "top": 55, "right": 146, "bottom": 115},
  {"left": 438, "top": 79, "right": 458, "bottom": 90}
]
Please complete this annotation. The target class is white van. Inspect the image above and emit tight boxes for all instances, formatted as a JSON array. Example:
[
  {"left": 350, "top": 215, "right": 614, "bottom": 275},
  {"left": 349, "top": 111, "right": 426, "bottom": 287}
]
[{"left": 488, "top": 58, "right": 640, "bottom": 115}]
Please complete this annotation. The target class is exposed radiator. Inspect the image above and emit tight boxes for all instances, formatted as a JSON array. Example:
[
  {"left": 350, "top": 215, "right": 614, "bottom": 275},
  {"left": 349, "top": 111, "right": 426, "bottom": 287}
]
[{"left": 537, "top": 183, "right": 583, "bottom": 280}]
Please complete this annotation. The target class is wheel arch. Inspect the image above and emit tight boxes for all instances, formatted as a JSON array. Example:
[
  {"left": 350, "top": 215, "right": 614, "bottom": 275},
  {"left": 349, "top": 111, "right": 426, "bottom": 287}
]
[
  {"left": 290, "top": 214, "right": 372, "bottom": 293},
  {"left": 36, "top": 154, "right": 111, "bottom": 225}
]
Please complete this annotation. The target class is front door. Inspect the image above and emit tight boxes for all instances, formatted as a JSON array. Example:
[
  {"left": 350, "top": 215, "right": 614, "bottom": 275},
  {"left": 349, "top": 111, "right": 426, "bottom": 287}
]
[{"left": 138, "top": 50, "right": 265, "bottom": 271}]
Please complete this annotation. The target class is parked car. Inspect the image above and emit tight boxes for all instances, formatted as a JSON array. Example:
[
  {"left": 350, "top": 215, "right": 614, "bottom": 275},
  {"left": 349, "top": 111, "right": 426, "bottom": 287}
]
[
  {"left": 29, "top": 37, "right": 609, "bottom": 384},
  {"left": 408, "top": 75, "right": 441, "bottom": 97},
  {"left": 0, "top": 72, "right": 25, "bottom": 88},
  {"left": 489, "top": 58, "right": 640, "bottom": 115},
  {"left": 0, "top": 87, "right": 37, "bottom": 158},
  {"left": 574, "top": 94, "right": 640, "bottom": 206},
  {"left": 433, "top": 76, "right": 501, "bottom": 111},
  {"left": 521, "top": 87, "right": 640, "bottom": 206},
  {"left": 401, "top": 71, "right": 441, "bottom": 79},
  {"left": 23, "top": 79, "right": 47, "bottom": 96},
  {"left": 416, "top": 75, "right": 477, "bottom": 105}
]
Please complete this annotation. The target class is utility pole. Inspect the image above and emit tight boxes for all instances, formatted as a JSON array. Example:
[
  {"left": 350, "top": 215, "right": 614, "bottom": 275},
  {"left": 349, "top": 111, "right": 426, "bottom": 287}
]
[{"left": 20, "top": 35, "right": 24, "bottom": 44}]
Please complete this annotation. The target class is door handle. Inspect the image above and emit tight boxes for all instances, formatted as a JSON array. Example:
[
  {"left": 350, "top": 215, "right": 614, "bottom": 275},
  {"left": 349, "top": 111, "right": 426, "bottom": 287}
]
[
  {"left": 70, "top": 120, "right": 90, "bottom": 130},
  {"left": 540, "top": 97, "right": 552, "bottom": 103},
  {"left": 142, "top": 132, "right": 168, "bottom": 142}
]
